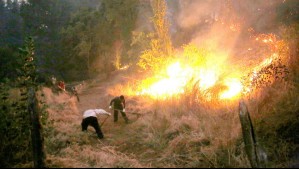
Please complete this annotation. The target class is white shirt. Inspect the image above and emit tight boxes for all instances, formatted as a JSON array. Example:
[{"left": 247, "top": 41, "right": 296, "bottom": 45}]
[{"left": 83, "top": 109, "right": 110, "bottom": 119}]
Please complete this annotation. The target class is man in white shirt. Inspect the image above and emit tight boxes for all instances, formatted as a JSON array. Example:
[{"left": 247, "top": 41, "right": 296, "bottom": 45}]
[{"left": 81, "top": 109, "right": 111, "bottom": 139}]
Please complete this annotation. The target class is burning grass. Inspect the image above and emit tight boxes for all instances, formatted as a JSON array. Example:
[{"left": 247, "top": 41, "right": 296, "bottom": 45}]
[
  {"left": 42, "top": 28, "right": 298, "bottom": 167},
  {"left": 43, "top": 62, "right": 298, "bottom": 168},
  {"left": 107, "top": 75, "right": 297, "bottom": 167},
  {"left": 104, "top": 31, "right": 297, "bottom": 167},
  {"left": 132, "top": 32, "right": 290, "bottom": 104}
]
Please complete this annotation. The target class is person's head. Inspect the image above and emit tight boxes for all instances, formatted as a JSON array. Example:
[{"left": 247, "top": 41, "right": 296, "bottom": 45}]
[{"left": 120, "top": 95, "right": 125, "bottom": 100}]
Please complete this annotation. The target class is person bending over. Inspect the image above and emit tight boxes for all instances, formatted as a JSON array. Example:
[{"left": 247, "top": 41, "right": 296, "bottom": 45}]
[{"left": 81, "top": 109, "right": 111, "bottom": 139}]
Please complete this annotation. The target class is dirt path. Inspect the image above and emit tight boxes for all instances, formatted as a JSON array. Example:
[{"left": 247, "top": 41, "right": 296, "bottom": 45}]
[
  {"left": 45, "top": 70, "right": 157, "bottom": 167},
  {"left": 76, "top": 73, "right": 145, "bottom": 160},
  {"left": 77, "top": 75, "right": 118, "bottom": 130}
]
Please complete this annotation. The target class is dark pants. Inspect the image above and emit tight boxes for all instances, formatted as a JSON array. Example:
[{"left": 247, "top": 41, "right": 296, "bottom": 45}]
[
  {"left": 81, "top": 116, "right": 104, "bottom": 139},
  {"left": 114, "top": 109, "right": 129, "bottom": 123}
]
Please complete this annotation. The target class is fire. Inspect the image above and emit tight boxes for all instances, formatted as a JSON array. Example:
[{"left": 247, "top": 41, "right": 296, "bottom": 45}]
[
  {"left": 140, "top": 78, "right": 183, "bottom": 97},
  {"left": 136, "top": 54, "right": 281, "bottom": 100},
  {"left": 136, "top": 44, "right": 284, "bottom": 100},
  {"left": 219, "top": 78, "right": 243, "bottom": 99},
  {"left": 139, "top": 61, "right": 243, "bottom": 100},
  {"left": 244, "top": 54, "right": 278, "bottom": 93},
  {"left": 197, "top": 69, "right": 218, "bottom": 90},
  {"left": 139, "top": 62, "right": 192, "bottom": 98},
  {"left": 255, "top": 53, "right": 277, "bottom": 70},
  {"left": 167, "top": 62, "right": 181, "bottom": 77}
]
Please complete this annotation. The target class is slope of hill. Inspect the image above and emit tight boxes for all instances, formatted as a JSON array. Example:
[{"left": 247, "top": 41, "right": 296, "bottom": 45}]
[{"left": 42, "top": 67, "right": 298, "bottom": 168}]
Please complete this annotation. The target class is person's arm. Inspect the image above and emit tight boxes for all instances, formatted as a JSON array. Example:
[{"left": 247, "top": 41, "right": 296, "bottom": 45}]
[
  {"left": 109, "top": 98, "right": 115, "bottom": 109},
  {"left": 110, "top": 98, "right": 115, "bottom": 106},
  {"left": 95, "top": 109, "right": 111, "bottom": 116}
]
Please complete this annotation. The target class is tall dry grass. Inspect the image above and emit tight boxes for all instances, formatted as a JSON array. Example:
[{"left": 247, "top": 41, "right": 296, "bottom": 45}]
[
  {"left": 106, "top": 61, "right": 298, "bottom": 167},
  {"left": 43, "top": 52, "right": 298, "bottom": 167},
  {"left": 106, "top": 81, "right": 251, "bottom": 167},
  {"left": 42, "top": 87, "right": 146, "bottom": 168}
]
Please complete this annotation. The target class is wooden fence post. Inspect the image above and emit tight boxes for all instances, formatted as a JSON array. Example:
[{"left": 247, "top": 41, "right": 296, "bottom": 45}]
[
  {"left": 28, "top": 88, "right": 46, "bottom": 168},
  {"left": 239, "top": 100, "right": 267, "bottom": 168}
]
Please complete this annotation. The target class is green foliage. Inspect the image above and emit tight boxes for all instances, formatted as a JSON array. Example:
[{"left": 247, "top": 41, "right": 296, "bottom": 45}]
[
  {"left": 19, "top": 0, "right": 102, "bottom": 80},
  {"left": 102, "top": 0, "right": 139, "bottom": 69},
  {"left": 0, "top": 47, "right": 20, "bottom": 82},
  {"left": 103, "top": 0, "right": 139, "bottom": 42},
  {"left": 59, "top": 0, "right": 138, "bottom": 79},
  {"left": 61, "top": 8, "right": 114, "bottom": 79},
  {"left": 0, "top": 83, "right": 14, "bottom": 167},
  {"left": 0, "top": 0, "right": 23, "bottom": 47},
  {"left": 60, "top": 0, "right": 139, "bottom": 79},
  {"left": 1, "top": 0, "right": 140, "bottom": 81},
  {"left": 0, "top": 38, "right": 35, "bottom": 167},
  {"left": 0, "top": 37, "right": 48, "bottom": 167}
]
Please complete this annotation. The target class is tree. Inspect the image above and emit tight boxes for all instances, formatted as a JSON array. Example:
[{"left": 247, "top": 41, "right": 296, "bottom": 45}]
[
  {"left": 60, "top": 8, "right": 113, "bottom": 79},
  {"left": 101, "top": 0, "right": 139, "bottom": 67},
  {"left": 137, "top": 0, "right": 174, "bottom": 72},
  {"left": 0, "top": 0, "right": 5, "bottom": 45},
  {"left": 0, "top": 47, "right": 20, "bottom": 82},
  {"left": 151, "top": 0, "right": 173, "bottom": 56},
  {"left": 20, "top": 0, "right": 100, "bottom": 79},
  {"left": 60, "top": 1, "right": 139, "bottom": 79},
  {"left": 0, "top": 0, "right": 23, "bottom": 46},
  {"left": 0, "top": 0, "right": 23, "bottom": 82},
  {"left": 20, "top": 0, "right": 68, "bottom": 77},
  {"left": 0, "top": 37, "right": 45, "bottom": 168}
]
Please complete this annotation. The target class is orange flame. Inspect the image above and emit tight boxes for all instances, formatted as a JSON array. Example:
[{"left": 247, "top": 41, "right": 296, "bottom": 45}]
[
  {"left": 138, "top": 61, "right": 243, "bottom": 100},
  {"left": 219, "top": 78, "right": 243, "bottom": 99},
  {"left": 136, "top": 47, "right": 282, "bottom": 100},
  {"left": 138, "top": 62, "right": 192, "bottom": 98},
  {"left": 197, "top": 69, "right": 218, "bottom": 90}
]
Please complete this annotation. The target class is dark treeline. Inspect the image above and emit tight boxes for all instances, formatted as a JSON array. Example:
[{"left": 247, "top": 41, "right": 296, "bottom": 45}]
[
  {"left": 1, "top": 0, "right": 298, "bottom": 83},
  {"left": 0, "top": 0, "right": 139, "bottom": 83}
]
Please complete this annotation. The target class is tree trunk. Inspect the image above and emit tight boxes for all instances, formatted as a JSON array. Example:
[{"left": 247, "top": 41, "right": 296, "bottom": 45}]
[{"left": 28, "top": 88, "right": 46, "bottom": 168}]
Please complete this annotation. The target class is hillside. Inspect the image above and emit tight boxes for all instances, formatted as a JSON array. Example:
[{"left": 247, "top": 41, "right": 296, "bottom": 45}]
[
  {"left": 43, "top": 69, "right": 153, "bottom": 167},
  {"left": 42, "top": 67, "right": 298, "bottom": 168}
]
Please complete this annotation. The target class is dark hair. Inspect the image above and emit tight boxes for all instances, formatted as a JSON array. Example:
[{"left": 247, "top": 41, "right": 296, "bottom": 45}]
[{"left": 120, "top": 95, "right": 124, "bottom": 100}]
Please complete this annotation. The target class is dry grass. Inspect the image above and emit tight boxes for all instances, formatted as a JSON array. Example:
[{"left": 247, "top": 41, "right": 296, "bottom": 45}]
[
  {"left": 107, "top": 64, "right": 298, "bottom": 167},
  {"left": 43, "top": 60, "right": 298, "bottom": 168},
  {"left": 127, "top": 99, "right": 250, "bottom": 168},
  {"left": 105, "top": 77, "right": 251, "bottom": 167},
  {"left": 43, "top": 87, "right": 146, "bottom": 168}
]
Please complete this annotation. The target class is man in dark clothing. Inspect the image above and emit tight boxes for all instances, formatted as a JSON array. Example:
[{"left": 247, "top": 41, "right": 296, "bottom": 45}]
[{"left": 109, "top": 95, "right": 129, "bottom": 123}]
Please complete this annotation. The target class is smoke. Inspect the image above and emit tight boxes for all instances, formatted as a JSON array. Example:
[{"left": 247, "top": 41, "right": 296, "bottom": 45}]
[
  {"left": 171, "top": 0, "right": 284, "bottom": 49},
  {"left": 135, "top": 0, "right": 155, "bottom": 32},
  {"left": 134, "top": 0, "right": 290, "bottom": 67},
  {"left": 176, "top": 0, "right": 221, "bottom": 29},
  {"left": 164, "top": 0, "right": 290, "bottom": 73}
]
